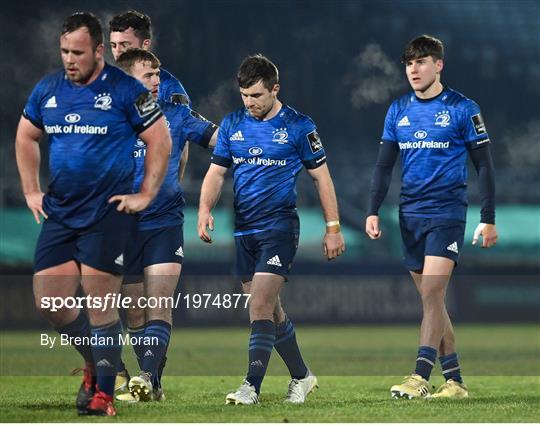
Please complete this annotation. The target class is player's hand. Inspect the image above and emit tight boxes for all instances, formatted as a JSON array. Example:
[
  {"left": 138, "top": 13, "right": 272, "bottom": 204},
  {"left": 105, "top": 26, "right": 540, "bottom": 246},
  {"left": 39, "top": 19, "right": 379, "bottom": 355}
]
[
  {"left": 198, "top": 210, "right": 215, "bottom": 243},
  {"left": 108, "top": 193, "right": 152, "bottom": 214},
  {"left": 323, "top": 231, "right": 345, "bottom": 260},
  {"left": 24, "top": 191, "right": 48, "bottom": 224},
  {"left": 472, "top": 223, "right": 498, "bottom": 248},
  {"left": 365, "top": 215, "right": 382, "bottom": 239}
]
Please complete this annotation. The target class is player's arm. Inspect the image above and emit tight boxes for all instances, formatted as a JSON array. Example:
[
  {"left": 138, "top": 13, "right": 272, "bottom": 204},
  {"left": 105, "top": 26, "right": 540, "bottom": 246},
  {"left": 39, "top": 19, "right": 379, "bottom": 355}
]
[
  {"left": 15, "top": 116, "right": 48, "bottom": 224},
  {"left": 306, "top": 163, "right": 345, "bottom": 260},
  {"left": 110, "top": 117, "right": 172, "bottom": 214},
  {"left": 198, "top": 163, "right": 228, "bottom": 243},
  {"left": 365, "top": 141, "right": 399, "bottom": 240},
  {"left": 207, "top": 128, "right": 218, "bottom": 148},
  {"left": 179, "top": 142, "right": 189, "bottom": 183},
  {"left": 468, "top": 145, "right": 498, "bottom": 248}
]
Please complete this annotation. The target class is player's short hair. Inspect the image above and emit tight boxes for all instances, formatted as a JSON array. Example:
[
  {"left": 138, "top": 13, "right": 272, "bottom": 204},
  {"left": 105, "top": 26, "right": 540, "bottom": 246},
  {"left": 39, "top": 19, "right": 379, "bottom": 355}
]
[
  {"left": 62, "top": 12, "right": 103, "bottom": 50},
  {"left": 109, "top": 10, "right": 152, "bottom": 41},
  {"left": 401, "top": 35, "right": 444, "bottom": 63},
  {"left": 116, "top": 48, "right": 161, "bottom": 73},
  {"left": 237, "top": 54, "right": 279, "bottom": 91}
]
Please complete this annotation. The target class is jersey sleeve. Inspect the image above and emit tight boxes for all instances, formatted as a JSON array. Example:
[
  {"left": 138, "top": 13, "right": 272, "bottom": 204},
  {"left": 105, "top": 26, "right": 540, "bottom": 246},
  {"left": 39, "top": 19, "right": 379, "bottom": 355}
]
[
  {"left": 159, "top": 68, "right": 192, "bottom": 107},
  {"left": 22, "top": 79, "right": 46, "bottom": 130},
  {"left": 294, "top": 118, "right": 327, "bottom": 169},
  {"left": 122, "top": 77, "right": 163, "bottom": 134},
  {"left": 461, "top": 100, "right": 491, "bottom": 150},
  {"left": 179, "top": 106, "right": 218, "bottom": 148},
  {"left": 381, "top": 102, "right": 397, "bottom": 143},
  {"left": 210, "top": 117, "right": 232, "bottom": 168}
]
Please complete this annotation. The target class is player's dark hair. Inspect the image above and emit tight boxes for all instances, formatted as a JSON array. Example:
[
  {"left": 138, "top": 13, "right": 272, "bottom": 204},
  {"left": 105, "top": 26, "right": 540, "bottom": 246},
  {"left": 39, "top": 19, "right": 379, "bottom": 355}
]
[
  {"left": 116, "top": 48, "right": 161, "bottom": 73},
  {"left": 109, "top": 10, "right": 152, "bottom": 41},
  {"left": 401, "top": 35, "right": 444, "bottom": 63},
  {"left": 237, "top": 54, "right": 279, "bottom": 91},
  {"left": 62, "top": 12, "right": 103, "bottom": 50}
]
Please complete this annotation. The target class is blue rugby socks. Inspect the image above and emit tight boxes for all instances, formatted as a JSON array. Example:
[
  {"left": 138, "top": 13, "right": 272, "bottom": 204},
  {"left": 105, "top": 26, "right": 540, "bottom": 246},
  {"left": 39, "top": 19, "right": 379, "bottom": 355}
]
[
  {"left": 91, "top": 321, "right": 123, "bottom": 396},
  {"left": 415, "top": 346, "right": 437, "bottom": 380},
  {"left": 274, "top": 317, "right": 308, "bottom": 379},
  {"left": 439, "top": 352, "right": 463, "bottom": 383},
  {"left": 141, "top": 320, "right": 171, "bottom": 387},
  {"left": 246, "top": 320, "right": 275, "bottom": 394}
]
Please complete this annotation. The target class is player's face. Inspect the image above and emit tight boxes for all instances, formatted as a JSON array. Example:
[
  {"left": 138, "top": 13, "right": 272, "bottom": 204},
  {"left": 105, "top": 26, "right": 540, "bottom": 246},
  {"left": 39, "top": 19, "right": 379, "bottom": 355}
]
[
  {"left": 240, "top": 80, "right": 279, "bottom": 120},
  {"left": 60, "top": 27, "right": 104, "bottom": 85},
  {"left": 109, "top": 27, "right": 150, "bottom": 61},
  {"left": 131, "top": 60, "right": 160, "bottom": 99},
  {"left": 405, "top": 56, "right": 443, "bottom": 93}
]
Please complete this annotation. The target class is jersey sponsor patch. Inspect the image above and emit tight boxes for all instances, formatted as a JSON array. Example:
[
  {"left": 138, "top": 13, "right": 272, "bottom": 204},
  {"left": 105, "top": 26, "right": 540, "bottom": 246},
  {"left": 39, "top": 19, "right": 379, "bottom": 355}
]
[
  {"left": 169, "top": 93, "right": 189, "bottom": 105},
  {"left": 135, "top": 92, "right": 159, "bottom": 117},
  {"left": 471, "top": 113, "right": 487, "bottom": 135},
  {"left": 307, "top": 130, "right": 323, "bottom": 153}
]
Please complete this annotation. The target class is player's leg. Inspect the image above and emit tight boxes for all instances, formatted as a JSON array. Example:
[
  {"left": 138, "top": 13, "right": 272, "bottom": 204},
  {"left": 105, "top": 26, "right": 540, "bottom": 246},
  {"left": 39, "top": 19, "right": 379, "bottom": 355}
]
[
  {"left": 115, "top": 229, "right": 145, "bottom": 397},
  {"left": 129, "top": 262, "right": 180, "bottom": 401},
  {"left": 391, "top": 217, "right": 433, "bottom": 398},
  {"left": 114, "top": 283, "right": 144, "bottom": 397},
  {"left": 33, "top": 220, "right": 96, "bottom": 414},
  {"left": 128, "top": 225, "right": 183, "bottom": 401},
  {"left": 241, "top": 285, "right": 309, "bottom": 383},
  {"left": 77, "top": 208, "right": 136, "bottom": 415},
  {"left": 424, "top": 219, "right": 468, "bottom": 398}
]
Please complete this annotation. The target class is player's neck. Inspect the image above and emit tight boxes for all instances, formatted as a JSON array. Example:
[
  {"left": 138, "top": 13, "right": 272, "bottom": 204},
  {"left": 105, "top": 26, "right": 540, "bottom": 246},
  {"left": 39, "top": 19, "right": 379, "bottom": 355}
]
[
  {"left": 414, "top": 80, "right": 443, "bottom": 100},
  {"left": 261, "top": 99, "right": 282, "bottom": 121}
]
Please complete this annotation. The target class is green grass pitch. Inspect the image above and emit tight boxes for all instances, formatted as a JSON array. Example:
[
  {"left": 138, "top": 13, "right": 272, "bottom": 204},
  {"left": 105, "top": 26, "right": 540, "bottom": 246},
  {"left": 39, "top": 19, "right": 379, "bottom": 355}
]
[{"left": 1, "top": 324, "right": 539, "bottom": 422}]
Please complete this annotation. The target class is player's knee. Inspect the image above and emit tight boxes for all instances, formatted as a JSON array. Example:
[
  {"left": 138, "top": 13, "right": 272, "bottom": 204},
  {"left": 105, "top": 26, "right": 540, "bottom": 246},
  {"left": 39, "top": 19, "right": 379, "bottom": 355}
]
[
  {"left": 249, "top": 296, "right": 274, "bottom": 318},
  {"left": 420, "top": 286, "right": 446, "bottom": 305}
]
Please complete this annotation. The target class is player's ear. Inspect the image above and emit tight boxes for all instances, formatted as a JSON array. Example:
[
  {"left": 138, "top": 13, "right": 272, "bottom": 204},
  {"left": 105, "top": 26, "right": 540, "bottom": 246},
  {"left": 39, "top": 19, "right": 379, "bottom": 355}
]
[
  {"left": 142, "top": 38, "right": 152, "bottom": 50},
  {"left": 95, "top": 43, "right": 105, "bottom": 59},
  {"left": 272, "top": 83, "right": 280, "bottom": 96},
  {"left": 435, "top": 59, "right": 444, "bottom": 73}
]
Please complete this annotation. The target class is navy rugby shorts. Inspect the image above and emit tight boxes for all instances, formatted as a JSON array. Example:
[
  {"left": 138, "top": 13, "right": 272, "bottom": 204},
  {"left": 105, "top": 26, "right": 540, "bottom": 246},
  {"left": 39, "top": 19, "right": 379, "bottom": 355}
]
[
  {"left": 123, "top": 224, "right": 184, "bottom": 284},
  {"left": 34, "top": 207, "right": 137, "bottom": 274},
  {"left": 399, "top": 216, "right": 465, "bottom": 271},
  {"left": 235, "top": 230, "right": 299, "bottom": 283}
]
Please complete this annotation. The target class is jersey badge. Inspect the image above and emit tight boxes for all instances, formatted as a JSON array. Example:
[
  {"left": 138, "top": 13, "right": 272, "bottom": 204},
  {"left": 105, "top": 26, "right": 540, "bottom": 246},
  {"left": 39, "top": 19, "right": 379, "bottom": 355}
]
[
  {"left": 94, "top": 93, "right": 112, "bottom": 111},
  {"left": 471, "top": 113, "right": 487, "bottom": 135},
  {"left": 272, "top": 127, "right": 288, "bottom": 144},
  {"left": 135, "top": 92, "right": 159, "bottom": 117},
  {"left": 307, "top": 130, "right": 323, "bottom": 153},
  {"left": 435, "top": 110, "right": 450, "bottom": 127}
]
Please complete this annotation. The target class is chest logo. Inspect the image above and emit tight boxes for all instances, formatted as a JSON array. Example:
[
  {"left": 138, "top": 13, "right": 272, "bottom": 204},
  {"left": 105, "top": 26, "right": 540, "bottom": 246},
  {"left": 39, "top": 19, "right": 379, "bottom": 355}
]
[
  {"left": 272, "top": 127, "right": 289, "bottom": 144},
  {"left": 65, "top": 113, "right": 81, "bottom": 123},
  {"left": 230, "top": 130, "right": 245, "bottom": 141},
  {"left": 435, "top": 110, "right": 450, "bottom": 127},
  {"left": 45, "top": 96, "right": 57, "bottom": 108},
  {"left": 94, "top": 93, "right": 112, "bottom": 111},
  {"left": 249, "top": 147, "right": 263, "bottom": 156},
  {"left": 414, "top": 130, "right": 427, "bottom": 139},
  {"left": 398, "top": 116, "right": 410, "bottom": 126}
]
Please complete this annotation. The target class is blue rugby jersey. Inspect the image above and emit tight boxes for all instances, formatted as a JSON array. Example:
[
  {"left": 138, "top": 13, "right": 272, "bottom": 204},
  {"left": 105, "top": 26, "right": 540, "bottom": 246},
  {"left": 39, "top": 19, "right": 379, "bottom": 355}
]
[
  {"left": 23, "top": 63, "right": 162, "bottom": 229},
  {"left": 132, "top": 101, "right": 216, "bottom": 230},
  {"left": 158, "top": 68, "right": 191, "bottom": 107},
  {"left": 212, "top": 105, "right": 327, "bottom": 235},
  {"left": 382, "top": 87, "right": 490, "bottom": 220}
]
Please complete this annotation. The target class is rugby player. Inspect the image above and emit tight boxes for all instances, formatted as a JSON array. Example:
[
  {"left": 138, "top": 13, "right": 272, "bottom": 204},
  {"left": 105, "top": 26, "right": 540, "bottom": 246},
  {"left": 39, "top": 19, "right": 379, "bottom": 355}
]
[
  {"left": 198, "top": 54, "right": 345, "bottom": 405},
  {"left": 15, "top": 12, "right": 171, "bottom": 416},
  {"left": 365, "top": 35, "right": 498, "bottom": 399}
]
